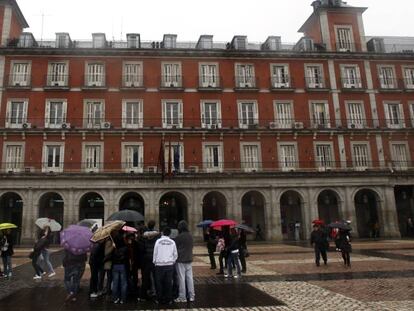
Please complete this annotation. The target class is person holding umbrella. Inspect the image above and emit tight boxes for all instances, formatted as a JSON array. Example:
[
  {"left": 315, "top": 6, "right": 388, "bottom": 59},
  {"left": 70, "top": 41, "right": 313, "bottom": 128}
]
[
  {"left": 0, "top": 229, "right": 14, "bottom": 278},
  {"left": 310, "top": 224, "right": 328, "bottom": 267},
  {"left": 335, "top": 228, "right": 352, "bottom": 267},
  {"left": 204, "top": 227, "right": 217, "bottom": 270}
]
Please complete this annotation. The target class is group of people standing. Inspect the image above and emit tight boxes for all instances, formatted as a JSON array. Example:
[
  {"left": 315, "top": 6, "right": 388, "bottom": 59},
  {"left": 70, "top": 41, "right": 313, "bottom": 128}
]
[
  {"left": 205, "top": 226, "right": 248, "bottom": 278},
  {"left": 310, "top": 224, "right": 352, "bottom": 267},
  {"left": 62, "top": 220, "right": 195, "bottom": 306}
]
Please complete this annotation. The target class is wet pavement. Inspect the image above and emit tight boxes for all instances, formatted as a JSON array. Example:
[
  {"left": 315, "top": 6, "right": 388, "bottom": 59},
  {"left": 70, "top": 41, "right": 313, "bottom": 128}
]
[{"left": 1, "top": 240, "right": 414, "bottom": 310}]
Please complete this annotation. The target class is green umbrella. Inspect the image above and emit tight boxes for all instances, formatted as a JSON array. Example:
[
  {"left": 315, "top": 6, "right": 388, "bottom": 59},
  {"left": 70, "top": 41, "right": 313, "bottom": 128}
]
[{"left": 0, "top": 223, "right": 18, "bottom": 230}]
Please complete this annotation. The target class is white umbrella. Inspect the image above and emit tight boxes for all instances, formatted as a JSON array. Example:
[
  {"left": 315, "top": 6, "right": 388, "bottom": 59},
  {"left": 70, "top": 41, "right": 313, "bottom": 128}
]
[{"left": 35, "top": 218, "right": 62, "bottom": 232}]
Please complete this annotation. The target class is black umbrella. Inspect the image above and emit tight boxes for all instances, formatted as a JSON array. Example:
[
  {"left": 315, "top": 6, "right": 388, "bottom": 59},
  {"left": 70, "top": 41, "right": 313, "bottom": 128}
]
[
  {"left": 107, "top": 209, "right": 144, "bottom": 222},
  {"left": 327, "top": 221, "right": 352, "bottom": 231},
  {"left": 77, "top": 219, "right": 98, "bottom": 228},
  {"left": 236, "top": 224, "right": 255, "bottom": 233}
]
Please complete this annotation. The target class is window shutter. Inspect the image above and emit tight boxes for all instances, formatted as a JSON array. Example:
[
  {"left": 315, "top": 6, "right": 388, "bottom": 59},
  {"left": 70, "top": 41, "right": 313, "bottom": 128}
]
[
  {"left": 385, "top": 104, "right": 391, "bottom": 128},
  {"left": 138, "top": 101, "right": 143, "bottom": 127},
  {"left": 254, "top": 103, "right": 259, "bottom": 124},
  {"left": 5, "top": 102, "right": 10, "bottom": 128},
  {"left": 44, "top": 101, "right": 50, "bottom": 128},
  {"left": 121, "top": 101, "right": 127, "bottom": 128},
  {"left": 399, "top": 103, "right": 405, "bottom": 127},
  {"left": 178, "top": 102, "right": 183, "bottom": 128},
  {"left": 217, "top": 102, "right": 222, "bottom": 127},
  {"left": 162, "top": 102, "right": 166, "bottom": 128},
  {"left": 325, "top": 103, "right": 331, "bottom": 128},
  {"left": 62, "top": 101, "right": 67, "bottom": 123},
  {"left": 22, "top": 101, "right": 28, "bottom": 123},
  {"left": 200, "top": 102, "right": 205, "bottom": 128}
]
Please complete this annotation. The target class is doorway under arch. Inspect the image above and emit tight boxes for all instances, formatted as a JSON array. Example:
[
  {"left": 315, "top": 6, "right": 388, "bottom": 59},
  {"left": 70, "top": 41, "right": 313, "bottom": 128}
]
[
  {"left": 394, "top": 186, "right": 414, "bottom": 237},
  {"left": 119, "top": 192, "right": 145, "bottom": 216},
  {"left": 79, "top": 192, "right": 105, "bottom": 223},
  {"left": 242, "top": 191, "right": 265, "bottom": 240},
  {"left": 280, "top": 191, "right": 304, "bottom": 240},
  {"left": 202, "top": 191, "right": 227, "bottom": 221},
  {"left": 354, "top": 189, "right": 381, "bottom": 238},
  {"left": 39, "top": 192, "right": 64, "bottom": 244},
  {"left": 159, "top": 192, "right": 188, "bottom": 229},
  {"left": 317, "top": 190, "right": 340, "bottom": 224},
  {"left": 0, "top": 192, "right": 23, "bottom": 244}
]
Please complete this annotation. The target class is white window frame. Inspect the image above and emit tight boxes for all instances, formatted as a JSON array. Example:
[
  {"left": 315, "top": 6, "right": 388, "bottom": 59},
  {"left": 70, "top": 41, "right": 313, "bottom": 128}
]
[
  {"left": 202, "top": 142, "right": 223, "bottom": 173},
  {"left": 122, "top": 61, "right": 143, "bottom": 87},
  {"left": 85, "top": 62, "right": 105, "bottom": 87},
  {"left": 162, "top": 100, "right": 183, "bottom": 129},
  {"left": 83, "top": 99, "right": 105, "bottom": 129},
  {"left": 277, "top": 142, "right": 298, "bottom": 172},
  {"left": 314, "top": 142, "right": 335, "bottom": 171},
  {"left": 5, "top": 99, "right": 28, "bottom": 128},
  {"left": 164, "top": 142, "right": 185, "bottom": 172},
  {"left": 200, "top": 100, "right": 222, "bottom": 129},
  {"left": 334, "top": 25, "right": 355, "bottom": 52},
  {"left": 82, "top": 142, "right": 104, "bottom": 172},
  {"left": 2, "top": 142, "right": 25, "bottom": 172},
  {"left": 345, "top": 100, "right": 366, "bottom": 129},
  {"left": 273, "top": 100, "right": 294, "bottom": 128},
  {"left": 270, "top": 63, "right": 290, "bottom": 88},
  {"left": 161, "top": 62, "right": 182, "bottom": 87},
  {"left": 351, "top": 142, "right": 371, "bottom": 171},
  {"left": 402, "top": 66, "right": 414, "bottom": 89},
  {"left": 238, "top": 100, "right": 259, "bottom": 129},
  {"left": 384, "top": 101, "right": 405, "bottom": 129},
  {"left": 305, "top": 63, "right": 325, "bottom": 88},
  {"left": 340, "top": 64, "right": 362, "bottom": 88},
  {"left": 199, "top": 62, "right": 219, "bottom": 88},
  {"left": 240, "top": 142, "right": 262, "bottom": 172},
  {"left": 235, "top": 63, "right": 255, "bottom": 88},
  {"left": 42, "top": 142, "right": 65, "bottom": 173},
  {"left": 47, "top": 61, "right": 69, "bottom": 86},
  {"left": 409, "top": 101, "right": 414, "bottom": 127},
  {"left": 122, "top": 99, "right": 143, "bottom": 129},
  {"left": 378, "top": 65, "right": 397, "bottom": 89},
  {"left": 10, "top": 60, "right": 31, "bottom": 87},
  {"left": 309, "top": 100, "right": 331, "bottom": 129},
  {"left": 390, "top": 141, "right": 410, "bottom": 171},
  {"left": 121, "top": 142, "right": 144, "bottom": 173},
  {"left": 45, "top": 99, "right": 67, "bottom": 129}
]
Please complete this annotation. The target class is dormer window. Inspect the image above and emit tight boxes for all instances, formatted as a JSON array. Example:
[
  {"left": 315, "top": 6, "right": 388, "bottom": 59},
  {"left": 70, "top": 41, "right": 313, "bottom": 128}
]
[
  {"left": 56, "top": 33, "right": 71, "bottom": 48},
  {"left": 18, "top": 33, "right": 36, "bottom": 48},
  {"left": 231, "top": 36, "right": 247, "bottom": 50},
  {"left": 127, "top": 34, "right": 140, "bottom": 48},
  {"left": 335, "top": 26, "right": 354, "bottom": 52},
  {"left": 163, "top": 34, "right": 177, "bottom": 49},
  {"left": 92, "top": 33, "right": 106, "bottom": 48},
  {"left": 196, "top": 35, "right": 213, "bottom": 49},
  {"left": 262, "top": 36, "right": 281, "bottom": 51}
]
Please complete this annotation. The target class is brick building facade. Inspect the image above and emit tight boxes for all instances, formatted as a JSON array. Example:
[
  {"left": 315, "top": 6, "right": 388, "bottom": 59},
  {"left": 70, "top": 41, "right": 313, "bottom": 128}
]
[{"left": 0, "top": 0, "right": 413, "bottom": 243}]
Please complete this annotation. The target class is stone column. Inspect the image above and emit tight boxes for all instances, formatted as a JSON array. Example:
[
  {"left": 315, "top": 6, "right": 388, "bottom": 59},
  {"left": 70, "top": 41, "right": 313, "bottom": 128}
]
[
  {"left": 146, "top": 189, "right": 158, "bottom": 229},
  {"left": 22, "top": 189, "right": 39, "bottom": 244},
  {"left": 62, "top": 190, "right": 74, "bottom": 228},
  {"left": 189, "top": 189, "right": 202, "bottom": 239},
  {"left": 381, "top": 186, "right": 401, "bottom": 238},
  {"left": 301, "top": 188, "right": 313, "bottom": 240},
  {"left": 269, "top": 188, "right": 283, "bottom": 241},
  {"left": 343, "top": 187, "right": 358, "bottom": 238}
]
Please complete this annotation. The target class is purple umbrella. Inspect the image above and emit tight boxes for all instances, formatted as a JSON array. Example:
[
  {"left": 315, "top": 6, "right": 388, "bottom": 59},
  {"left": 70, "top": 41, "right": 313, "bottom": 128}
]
[{"left": 60, "top": 225, "right": 93, "bottom": 255}]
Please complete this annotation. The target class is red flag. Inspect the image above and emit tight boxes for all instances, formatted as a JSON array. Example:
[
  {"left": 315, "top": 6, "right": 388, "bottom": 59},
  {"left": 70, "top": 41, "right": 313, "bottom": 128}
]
[{"left": 157, "top": 138, "right": 165, "bottom": 182}]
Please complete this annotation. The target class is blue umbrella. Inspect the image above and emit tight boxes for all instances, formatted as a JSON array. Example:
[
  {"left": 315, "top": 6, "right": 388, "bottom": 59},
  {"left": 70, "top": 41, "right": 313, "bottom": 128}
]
[{"left": 197, "top": 220, "right": 214, "bottom": 228}]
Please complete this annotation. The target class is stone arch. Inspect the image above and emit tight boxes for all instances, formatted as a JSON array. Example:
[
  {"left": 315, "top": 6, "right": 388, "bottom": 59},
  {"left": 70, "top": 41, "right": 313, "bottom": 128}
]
[
  {"left": 38, "top": 192, "right": 65, "bottom": 244},
  {"left": 0, "top": 192, "right": 24, "bottom": 244},
  {"left": 279, "top": 190, "right": 304, "bottom": 240},
  {"left": 317, "top": 189, "right": 341, "bottom": 224},
  {"left": 354, "top": 188, "right": 383, "bottom": 238},
  {"left": 202, "top": 191, "right": 227, "bottom": 221},
  {"left": 118, "top": 192, "right": 145, "bottom": 216},
  {"left": 241, "top": 190, "right": 266, "bottom": 240},
  {"left": 159, "top": 191, "right": 188, "bottom": 229},
  {"left": 79, "top": 192, "right": 105, "bottom": 223},
  {"left": 394, "top": 186, "right": 414, "bottom": 237}
]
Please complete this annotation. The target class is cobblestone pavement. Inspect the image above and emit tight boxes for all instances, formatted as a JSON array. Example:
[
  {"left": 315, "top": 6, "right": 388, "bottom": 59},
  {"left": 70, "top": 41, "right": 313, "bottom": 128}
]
[{"left": 0, "top": 241, "right": 414, "bottom": 310}]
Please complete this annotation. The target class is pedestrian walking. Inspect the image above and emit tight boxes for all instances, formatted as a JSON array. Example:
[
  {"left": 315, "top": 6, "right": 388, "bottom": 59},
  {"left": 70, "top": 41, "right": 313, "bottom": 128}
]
[
  {"left": 216, "top": 234, "right": 226, "bottom": 275},
  {"left": 238, "top": 229, "right": 248, "bottom": 273},
  {"left": 0, "top": 229, "right": 14, "bottom": 278},
  {"left": 31, "top": 234, "right": 47, "bottom": 279},
  {"left": 153, "top": 227, "right": 178, "bottom": 305},
  {"left": 174, "top": 220, "right": 195, "bottom": 303},
  {"left": 39, "top": 226, "right": 56, "bottom": 277},
  {"left": 255, "top": 224, "right": 264, "bottom": 241},
  {"left": 204, "top": 228, "right": 217, "bottom": 269},
  {"left": 335, "top": 229, "right": 352, "bottom": 267},
  {"left": 63, "top": 249, "right": 87, "bottom": 303},
  {"left": 141, "top": 220, "right": 160, "bottom": 300},
  {"left": 310, "top": 225, "right": 328, "bottom": 266},
  {"left": 89, "top": 241, "right": 105, "bottom": 298},
  {"left": 225, "top": 229, "right": 241, "bottom": 278},
  {"left": 111, "top": 232, "right": 129, "bottom": 304}
]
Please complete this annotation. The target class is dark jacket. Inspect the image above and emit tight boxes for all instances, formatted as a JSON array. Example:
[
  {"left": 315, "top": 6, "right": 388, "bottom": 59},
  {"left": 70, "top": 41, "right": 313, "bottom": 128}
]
[
  {"left": 33, "top": 237, "right": 48, "bottom": 254},
  {"left": 175, "top": 221, "right": 193, "bottom": 263},
  {"left": 310, "top": 229, "right": 328, "bottom": 249},
  {"left": 227, "top": 234, "right": 240, "bottom": 252},
  {"left": 63, "top": 250, "right": 87, "bottom": 268},
  {"left": 143, "top": 231, "right": 160, "bottom": 261},
  {"left": 205, "top": 232, "right": 217, "bottom": 253},
  {"left": 89, "top": 242, "right": 105, "bottom": 267},
  {"left": 335, "top": 231, "right": 352, "bottom": 253},
  {"left": 0, "top": 235, "right": 14, "bottom": 257},
  {"left": 112, "top": 245, "right": 130, "bottom": 266}
]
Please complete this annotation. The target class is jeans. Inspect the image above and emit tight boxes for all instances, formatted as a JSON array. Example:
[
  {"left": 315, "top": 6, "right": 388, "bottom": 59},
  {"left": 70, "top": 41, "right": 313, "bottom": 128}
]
[
  {"left": 41, "top": 249, "right": 54, "bottom": 273},
  {"left": 32, "top": 253, "right": 44, "bottom": 276},
  {"left": 2, "top": 256, "right": 12, "bottom": 276},
  {"left": 112, "top": 264, "right": 128, "bottom": 302},
  {"left": 176, "top": 262, "right": 195, "bottom": 300},
  {"left": 64, "top": 264, "right": 84, "bottom": 295},
  {"left": 227, "top": 251, "right": 241, "bottom": 276},
  {"left": 218, "top": 251, "right": 226, "bottom": 272},
  {"left": 154, "top": 265, "right": 174, "bottom": 304},
  {"left": 98, "top": 269, "right": 112, "bottom": 295}
]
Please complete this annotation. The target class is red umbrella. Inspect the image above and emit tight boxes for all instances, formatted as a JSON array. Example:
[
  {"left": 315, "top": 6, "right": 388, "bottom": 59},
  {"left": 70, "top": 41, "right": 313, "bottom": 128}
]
[
  {"left": 312, "top": 219, "right": 325, "bottom": 225},
  {"left": 210, "top": 219, "right": 237, "bottom": 229}
]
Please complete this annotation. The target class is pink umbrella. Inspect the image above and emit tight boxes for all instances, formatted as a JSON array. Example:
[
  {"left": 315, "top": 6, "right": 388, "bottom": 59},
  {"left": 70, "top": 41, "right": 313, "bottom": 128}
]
[
  {"left": 122, "top": 225, "right": 137, "bottom": 233},
  {"left": 210, "top": 219, "right": 237, "bottom": 229}
]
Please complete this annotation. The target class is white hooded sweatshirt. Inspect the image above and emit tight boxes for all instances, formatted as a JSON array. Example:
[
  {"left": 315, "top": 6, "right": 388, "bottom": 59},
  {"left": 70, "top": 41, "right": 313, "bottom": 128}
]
[{"left": 153, "top": 235, "right": 178, "bottom": 266}]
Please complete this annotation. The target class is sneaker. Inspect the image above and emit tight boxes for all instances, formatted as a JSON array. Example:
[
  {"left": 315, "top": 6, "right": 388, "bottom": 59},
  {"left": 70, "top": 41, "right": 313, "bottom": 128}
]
[
  {"left": 33, "top": 275, "right": 42, "bottom": 280},
  {"left": 119, "top": 300, "right": 125, "bottom": 304},
  {"left": 233, "top": 275, "right": 240, "bottom": 279},
  {"left": 90, "top": 293, "right": 99, "bottom": 298},
  {"left": 174, "top": 298, "right": 187, "bottom": 303},
  {"left": 224, "top": 274, "right": 230, "bottom": 278},
  {"left": 113, "top": 298, "right": 120, "bottom": 304},
  {"left": 48, "top": 272, "right": 56, "bottom": 278},
  {"left": 65, "top": 293, "right": 74, "bottom": 302},
  {"left": 41, "top": 272, "right": 47, "bottom": 276},
  {"left": 189, "top": 297, "right": 195, "bottom": 302}
]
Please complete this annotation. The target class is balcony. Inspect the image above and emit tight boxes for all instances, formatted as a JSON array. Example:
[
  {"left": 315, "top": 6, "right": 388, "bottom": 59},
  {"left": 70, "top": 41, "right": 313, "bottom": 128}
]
[
  {"left": 82, "top": 75, "right": 107, "bottom": 90},
  {"left": 378, "top": 78, "right": 403, "bottom": 92},
  {"left": 197, "top": 75, "right": 222, "bottom": 91},
  {"left": 121, "top": 75, "right": 144, "bottom": 90},
  {"left": 234, "top": 76, "right": 259, "bottom": 91},
  {"left": 270, "top": 76, "right": 294, "bottom": 91},
  {"left": 160, "top": 75, "right": 183, "bottom": 90},
  {"left": 340, "top": 77, "right": 365, "bottom": 91},
  {"left": 6, "top": 74, "right": 31, "bottom": 89},
  {"left": 44, "top": 74, "right": 70, "bottom": 90},
  {"left": 305, "top": 77, "right": 329, "bottom": 91},
  {"left": 335, "top": 42, "right": 361, "bottom": 53}
]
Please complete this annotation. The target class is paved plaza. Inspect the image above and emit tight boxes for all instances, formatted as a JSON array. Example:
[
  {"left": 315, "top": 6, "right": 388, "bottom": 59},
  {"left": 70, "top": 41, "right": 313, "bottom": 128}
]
[{"left": 1, "top": 240, "right": 414, "bottom": 310}]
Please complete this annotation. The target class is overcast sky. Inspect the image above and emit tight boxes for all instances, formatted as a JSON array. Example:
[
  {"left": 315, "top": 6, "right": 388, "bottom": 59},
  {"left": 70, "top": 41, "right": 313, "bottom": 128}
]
[{"left": 16, "top": 0, "right": 414, "bottom": 43}]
